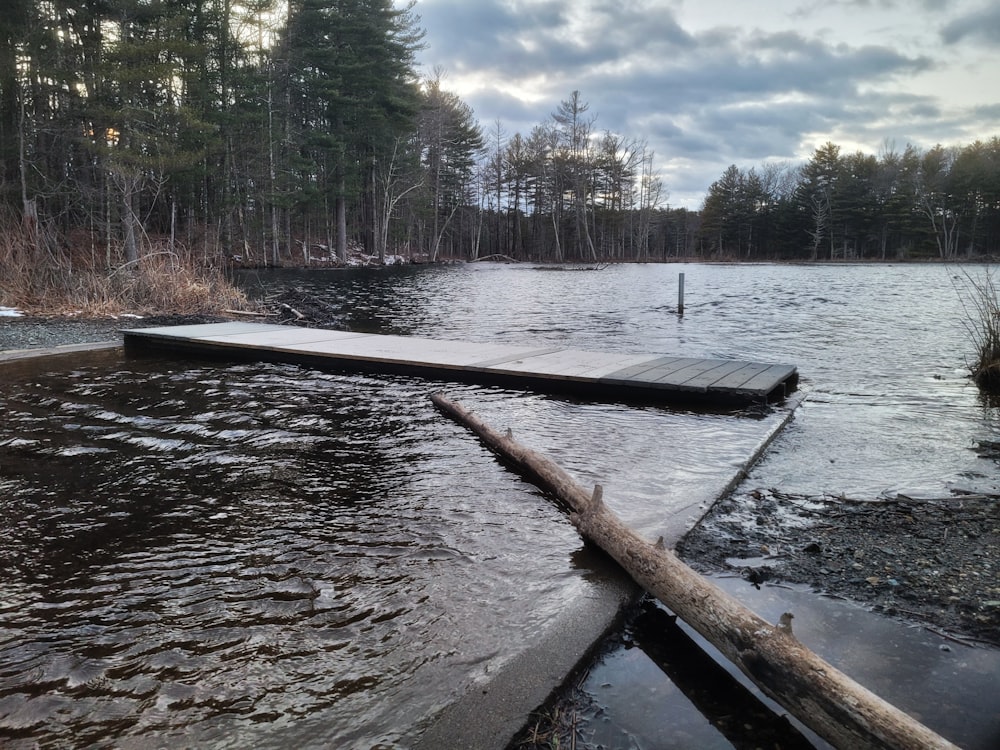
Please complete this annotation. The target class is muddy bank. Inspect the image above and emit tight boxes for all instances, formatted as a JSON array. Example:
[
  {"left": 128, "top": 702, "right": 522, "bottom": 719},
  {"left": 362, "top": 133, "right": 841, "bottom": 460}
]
[{"left": 677, "top": 488, "right": 1000, "bottom": 646}]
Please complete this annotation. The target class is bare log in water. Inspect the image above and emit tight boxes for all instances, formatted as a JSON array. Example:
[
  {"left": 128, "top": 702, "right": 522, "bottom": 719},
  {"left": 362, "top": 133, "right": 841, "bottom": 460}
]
[
  {"left": 223, "top": 308, "right": 273, "bottom": 317},
  {"left": 429, "top": 392, "right": 959, "bottom": 750},
  {"left": 471, "top": 254, "right": 520, "bottom": 263}
]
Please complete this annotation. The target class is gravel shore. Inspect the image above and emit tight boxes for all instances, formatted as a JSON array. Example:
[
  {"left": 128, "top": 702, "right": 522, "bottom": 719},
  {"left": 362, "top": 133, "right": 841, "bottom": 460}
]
[
  {"left": 0, "top": 314, "right": 229, "bottom": 353},
  {"left": 0, "top": 315, "right": 127, "bottom": 351},
  {"left": 679, "top": 487, "right": 1000, "bottom": 646}
]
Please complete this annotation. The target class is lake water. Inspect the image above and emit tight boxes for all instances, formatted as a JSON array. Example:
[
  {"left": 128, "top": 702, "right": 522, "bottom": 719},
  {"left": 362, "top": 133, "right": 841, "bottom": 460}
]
[
  {"left": 245, "top": 261, "right": 999, "bottom": 500},
  {"left": 1, "top": 262, "right": 998, "bottom": 748}
]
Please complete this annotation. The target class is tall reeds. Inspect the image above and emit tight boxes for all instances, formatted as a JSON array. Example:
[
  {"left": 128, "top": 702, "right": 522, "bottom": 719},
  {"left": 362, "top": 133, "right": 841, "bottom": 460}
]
[
  {"left": 960, "top": 269, "right": 1000, "bottom": 389},
  {"left": 0, "top": 215, "right": 252, "bottom": 316}
]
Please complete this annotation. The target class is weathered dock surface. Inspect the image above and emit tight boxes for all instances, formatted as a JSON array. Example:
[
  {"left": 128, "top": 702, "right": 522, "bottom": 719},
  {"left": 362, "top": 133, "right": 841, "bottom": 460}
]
[{"left": 122, "top": 322, "right": 798, "bottom": 405}]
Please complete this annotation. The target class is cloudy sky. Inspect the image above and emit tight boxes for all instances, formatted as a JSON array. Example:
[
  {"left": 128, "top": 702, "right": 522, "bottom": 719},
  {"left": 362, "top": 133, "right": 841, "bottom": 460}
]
[{"left": 408, "top": 0, "right": 1000, "bottom": 209}]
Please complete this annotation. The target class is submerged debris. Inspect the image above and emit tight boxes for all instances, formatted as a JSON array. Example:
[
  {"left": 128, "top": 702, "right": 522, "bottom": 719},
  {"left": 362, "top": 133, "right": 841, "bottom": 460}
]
[
  {"left": 678, "top": 489, "right": 1000, "bottom": 645},
  {"left": 262, "top": 288, "right": 345, "bottom": 327}
]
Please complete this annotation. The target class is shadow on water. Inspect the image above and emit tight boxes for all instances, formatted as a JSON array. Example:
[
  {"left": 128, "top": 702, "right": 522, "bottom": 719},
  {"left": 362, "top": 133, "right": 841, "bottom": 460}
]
[
  {"left": 559, "top": 579, "right": 1000, "bottom": 750},
  {"left": 610, "top": 599, "right": 817, "bottom": 750}
]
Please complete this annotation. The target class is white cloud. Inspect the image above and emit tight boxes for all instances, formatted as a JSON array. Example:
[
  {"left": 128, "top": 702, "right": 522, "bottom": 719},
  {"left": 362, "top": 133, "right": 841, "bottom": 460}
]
[{"left": 409, "top": 0, "right": 1000, "bottom": 208}]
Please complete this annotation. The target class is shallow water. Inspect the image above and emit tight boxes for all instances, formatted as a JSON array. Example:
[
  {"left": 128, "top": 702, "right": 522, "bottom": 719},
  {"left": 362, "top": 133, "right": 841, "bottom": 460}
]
[
  {"left": 3, "top": 262, "right": 999, "bottom": 747},
  {"left": 0, "top": 361, "right": 578, "bottom": 747},
  {"left": 252, "top": 262, "right": 1000, "bottom": 495},
  {"left": 582, "top": 578, "right": 1000, "bottom": 750}
]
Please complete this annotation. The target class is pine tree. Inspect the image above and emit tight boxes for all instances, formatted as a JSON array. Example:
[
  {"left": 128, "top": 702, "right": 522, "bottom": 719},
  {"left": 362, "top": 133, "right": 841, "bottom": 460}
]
[
  {"left": 0, "top": 0, "right": 32, "bottom": 210},
  {"left": 418, "top": 76, "right": 484, "bottom": 260},
  {"left": 281, "top": 0, "right": 422, "bottom": 261}
]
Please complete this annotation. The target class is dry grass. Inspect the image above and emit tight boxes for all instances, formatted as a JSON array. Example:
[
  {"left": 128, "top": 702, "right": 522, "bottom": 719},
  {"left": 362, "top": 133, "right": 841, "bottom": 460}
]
[
  {"left": 0, "top": 216, "right": 254, "bottom": 317},
  {"left": 510, "top": 678, "right": 589, "bottom": 750},
  {"left": 959, "top": 268, "right": 1000, "bottom": 389}
]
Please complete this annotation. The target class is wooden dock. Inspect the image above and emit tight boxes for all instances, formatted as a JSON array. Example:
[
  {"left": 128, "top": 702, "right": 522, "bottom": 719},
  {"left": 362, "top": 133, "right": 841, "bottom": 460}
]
[{"left": 122, "top": 322, "right": 798, "bottom": 406}]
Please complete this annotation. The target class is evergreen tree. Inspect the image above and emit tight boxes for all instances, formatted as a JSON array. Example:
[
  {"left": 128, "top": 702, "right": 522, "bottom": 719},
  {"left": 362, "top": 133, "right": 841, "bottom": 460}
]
[
  {"left": 417, "top": 76, "right": 484, "bottom": 260},
  {"left": 797, "top": 142, "right": 843, "bottom": 259},
  {"left": 0, "top": 0, "right": 32, "bottom": 210},
  {"left": 281, "top": 0, "right": 422, "bottom": 261}
]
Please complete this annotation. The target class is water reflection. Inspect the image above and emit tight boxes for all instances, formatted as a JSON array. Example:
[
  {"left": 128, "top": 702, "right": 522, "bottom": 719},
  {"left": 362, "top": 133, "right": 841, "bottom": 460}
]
[
  {"left": 574, "top": 580, "right": 1000, "bottom": 750},
  {"left": 624, "top": 600, "right": 816, "bottom": 750},
  {"left": 4, "top": 263, "right": 1000, "bottom": 747},
  {"left": 1, "top": 349, "right": 786, "bottom": 747}
]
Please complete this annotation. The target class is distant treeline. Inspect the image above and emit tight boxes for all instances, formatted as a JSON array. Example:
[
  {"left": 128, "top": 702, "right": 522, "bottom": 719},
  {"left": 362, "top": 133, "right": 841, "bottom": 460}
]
[
  {"left": 699, "top": 139, "right": 1000, "bottom": 261},
  {"left": 1, "top": 1, "right": 996, "bottom": 269}
]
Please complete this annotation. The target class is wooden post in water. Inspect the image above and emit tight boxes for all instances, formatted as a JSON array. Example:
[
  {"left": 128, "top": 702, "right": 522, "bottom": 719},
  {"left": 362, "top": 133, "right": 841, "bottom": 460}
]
[{"left": 678, "top": 272, "right": 685, "bottom": 316}]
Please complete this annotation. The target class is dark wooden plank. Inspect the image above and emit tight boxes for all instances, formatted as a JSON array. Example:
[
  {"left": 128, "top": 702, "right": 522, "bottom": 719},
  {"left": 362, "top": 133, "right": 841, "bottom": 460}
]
[
  {"left": 556, "top": 354, "right": 661, "bottom": 380},
  {"left": 609, "top": 358, "right": 712, "bottom": 386},
  {"left": 652, "top": 359, "right": 734, "bottom": 387},
  {"left": 671, "top": 359, "right": 758, "bottom": 390},
  {"left": 122, "top": 323, "right": 797, "bottom": 406},
  {"left": 736, "top": 364, "right": 799, "bottom": 394},
  {"left": 705, "top": 362, "right": 773, "bottom": 391},
  {"left": 599, "top": 355, "right": 685, "bottom": 381}
]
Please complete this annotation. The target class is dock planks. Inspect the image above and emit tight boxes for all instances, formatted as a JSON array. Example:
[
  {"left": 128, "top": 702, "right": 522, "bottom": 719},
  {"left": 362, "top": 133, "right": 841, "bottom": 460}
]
[{"left": 122, "top": 322, "right": 798, "bottom": 406}]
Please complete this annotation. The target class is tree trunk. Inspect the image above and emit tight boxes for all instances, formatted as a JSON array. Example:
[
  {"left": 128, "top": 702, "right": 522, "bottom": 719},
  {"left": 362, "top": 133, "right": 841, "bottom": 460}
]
[
  {"left": 336, "top": 178, "right": 348, "bottom": 263},
  {"left": 122, "top": 180, "right": 139, "bottom": 264},
  {"left": 429, "top": 393, "right": 960, "bottom": 750}
]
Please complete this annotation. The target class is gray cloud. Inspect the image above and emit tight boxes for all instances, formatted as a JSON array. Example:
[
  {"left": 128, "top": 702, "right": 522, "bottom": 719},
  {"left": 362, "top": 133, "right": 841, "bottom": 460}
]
[
  {"left": 941, "top": 4, "right": 1000, "bottom": 45},
  {"left": 414, "top": 2, "right": 523, "bottom": 65},
  {"left": 974, "top": 103, "right": 1000, "bottom": 120},
  {"left": 412, "top": 0, "right": 999, "bottom": 207}
]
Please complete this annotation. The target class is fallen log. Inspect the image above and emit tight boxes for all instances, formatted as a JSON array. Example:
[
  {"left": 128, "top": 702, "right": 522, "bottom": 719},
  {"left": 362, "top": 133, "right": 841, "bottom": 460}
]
[
  {"left": 472, "top": 253, "right": 520, "bottom": 263},
  {"left": 279, "top": 302, "right": 305, "bottom": 320},
  {"left": 223, "top": 308, "right": 274, "bottom": 317},
  {"left": 430, "top": 392, "right": 959, "bottom": 750}
]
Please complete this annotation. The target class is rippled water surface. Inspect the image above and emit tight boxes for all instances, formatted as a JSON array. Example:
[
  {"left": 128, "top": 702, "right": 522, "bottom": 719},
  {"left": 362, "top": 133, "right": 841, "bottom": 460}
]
[
  {"left": 251, "top": 261, "right": 1000, "bottom": 496},
  {"left": 1, "top": 360, "right": 607, "bottom": 747},
  {"left": 3, "top": 262, "right": 999, "bottom": 748}
]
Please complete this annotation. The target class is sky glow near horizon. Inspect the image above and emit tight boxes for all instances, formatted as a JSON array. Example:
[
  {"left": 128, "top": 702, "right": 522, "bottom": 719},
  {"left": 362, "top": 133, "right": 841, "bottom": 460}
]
[{"left": 405, "top": 0, "right": 1000, "bottom": 209}]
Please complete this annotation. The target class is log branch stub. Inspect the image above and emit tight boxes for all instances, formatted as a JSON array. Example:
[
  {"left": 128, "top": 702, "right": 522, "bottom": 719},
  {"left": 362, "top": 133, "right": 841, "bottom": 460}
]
[{"left": 429, "top": 392, "right": 960, "bottom": 750}]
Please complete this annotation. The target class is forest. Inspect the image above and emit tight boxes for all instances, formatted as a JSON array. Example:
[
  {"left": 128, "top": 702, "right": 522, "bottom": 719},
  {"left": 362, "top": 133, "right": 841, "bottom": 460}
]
[
  {"left": 701, "top": 139, "right": 1000, "bottom": 261},
  {"left": 2, "top": 0, "right": 999, "bottom": 295}
]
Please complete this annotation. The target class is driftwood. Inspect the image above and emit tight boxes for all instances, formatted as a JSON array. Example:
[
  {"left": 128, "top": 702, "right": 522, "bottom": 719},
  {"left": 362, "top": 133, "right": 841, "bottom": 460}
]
[
  {"left": 472, "top": 253, "right": 520, "bottom": 263},
  {"left": 279, "top": 302, "right": 305, "bottom": 320},
  {"left": 223, "top": 308, "right": 273, "bottom": 317},
  {"left": 429, "top": 393, "right": 959, "bottom": 750}
]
